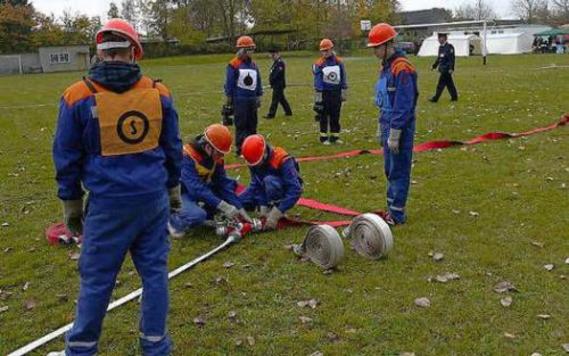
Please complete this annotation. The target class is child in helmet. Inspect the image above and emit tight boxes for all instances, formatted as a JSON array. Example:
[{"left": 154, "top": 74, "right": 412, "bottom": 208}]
[
  {"left": 168, "top": 124, "right": 252, "bottom": 237},
  {"left": 312, "top": 38, "right": 348, "bottom": 145},
  {"left": 223, "top": 36, "right": 263, "bottom": 155},
  {"left": 238, "top": 134, "right": 303, "bottom": 230}
]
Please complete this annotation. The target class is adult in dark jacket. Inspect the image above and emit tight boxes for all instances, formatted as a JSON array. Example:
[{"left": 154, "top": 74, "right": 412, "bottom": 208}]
[
  {"left": 264, "top": 48, "right": 292, "bottom": 119},
  {"left": 429, "top": 33, "right": 458, "bottom": 103}
]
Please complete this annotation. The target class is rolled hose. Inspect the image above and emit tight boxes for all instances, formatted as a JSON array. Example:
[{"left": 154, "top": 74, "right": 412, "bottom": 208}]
[
  {"left": 345, "top": 213, "right": 393, "bottom": 260},
  {"left": 294, "top": 224, "right": 344, "bottom": 269}
]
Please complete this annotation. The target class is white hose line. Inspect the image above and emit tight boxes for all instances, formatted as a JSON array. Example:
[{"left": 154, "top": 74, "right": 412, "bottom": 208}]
[
  {"left": 8, "top": 235, "right": 238, "bottom": 356},
  {"left": 294, "top": 225, "right": 344, "bottom": 269},
  {"left": 345, "top": 213, "right": 393, "bottom": 260}
]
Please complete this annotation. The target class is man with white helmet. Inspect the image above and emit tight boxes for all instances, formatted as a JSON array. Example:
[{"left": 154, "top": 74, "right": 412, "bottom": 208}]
[
  {"left": 52, "top": 18, "right": 182, "bottom": 355},
  {"left": 223, "top": 36, "right": 263, "bottom": 155},
  {"left": 312, "top": 38, "right": 348, "bottom": 145},
  {"left": 168, "top": 124, "right": 252, "bottom": 237},
  {"left": 368, "top": 23, "right": 419, "bottom": 225}
]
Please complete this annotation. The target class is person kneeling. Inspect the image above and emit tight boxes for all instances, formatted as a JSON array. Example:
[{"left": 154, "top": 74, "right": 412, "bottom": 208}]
[
  {"left": 238, "top": 134, "right": 303, "bottom": 230},
  {"left": 168, "top": 124, "right": 251, "bottom": 237}
]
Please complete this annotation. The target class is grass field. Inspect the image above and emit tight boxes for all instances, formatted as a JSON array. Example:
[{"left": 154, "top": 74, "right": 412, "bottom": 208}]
[{"left": 1, "top": 52, "right": 569, "bottom": 355}]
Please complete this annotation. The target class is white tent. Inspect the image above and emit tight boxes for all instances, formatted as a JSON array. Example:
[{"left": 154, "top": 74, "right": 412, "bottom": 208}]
[
  {"left": 482, "top": 32, "right": 531, "bottom": 54},
  {"left": 418, "top": 33, "right": 481, "bottom": 57}
]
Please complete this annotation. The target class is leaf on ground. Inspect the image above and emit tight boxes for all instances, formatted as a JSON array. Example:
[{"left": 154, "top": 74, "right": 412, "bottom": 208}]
[
  {"left": 414, "top": 297, "right": 431, "bottom": 308},
  {"left": 345, "top": 327, "right": 357, "bottom": 334},
  {"left": 309, "top": 352, "right": 323, "bottom": 356},
  {"left": 562, "top": 343, "right": 569, "bottom": 353},
  {"left": 1, "top": 222, "right": 9, "bottom": 227},
  {"left": 531, "top": 241, "right": 545, "bottom": 248},
  {"left": 299, "top": 316, "right": 313, "bottom": 324},
  {"left": 223, "top": 262, "right": 235, "bottom": 269},
  {"left": 24, "top": 299, "right": 36, "bottom": 311},
  {"left": 235, "top": 339, "right": 243, "bottom": 347},
  {"left": 323, "top": 269, "right": 334, "bottom": 275},
  {"left": 400, "top": 353, "right": 416, "bottom": 356},
  {"left": 433, "top": 253, "right": 444, "bottom": 262},
  {"left": 4, "top": 247, "right": 12, "bottom": 253},
  {"left": 22, "top": 282, "right": 30, "bottom": 291},
  {"left": 544, "top": 264, "right": 555, "bottom": 271},
  {"left": 193, "top": 317, "right": 205, "bottom": 327},
  {"left": 298, "top": 299, "right": 319, "bottom": 309},
  {"left": 494, "top": 281, "right": 518, "bottom": 293},
  {"left": 246, "top": 336, "right": 255, "bottom": 346},
  {"left": 326, "top": 331, "right": 340, "bottom": 342},
  {"left": 68, "top": 251, "right": 80, "bottom": 261},
  {"left": 228, "top": 311, "right": 237, "bottom": 320},
  {"left": 184, "top": 282, "right": 193, "bottom": 288},
  {"left": 57, "top": 294, "right": 68, "bottom": 303},
  {"left": 565, "top": 257, "right": 569, "bottom": 265},
  {"left": 537, "top": 314, "right": 551, "bottom": 320},
  {"left": 215, "top": 276, "right": 228, "bottom": 285},
  {"left": 0, "top": 306, "right": 8, "bottom": 313},
  {"left": 469, "top": 211, "right": 480, "bottom": 217},
  {"left": 500, "top": 296, "right": 513, "bottom": 307},
  {"left": 530, "top": 353, "right": 542, "bottom": 356},
  {"left": 504, "top": 332, "right": 516, "bottom": 339},
  {"left": 283, "top": 244, "right": 295, "bottom": 251}
]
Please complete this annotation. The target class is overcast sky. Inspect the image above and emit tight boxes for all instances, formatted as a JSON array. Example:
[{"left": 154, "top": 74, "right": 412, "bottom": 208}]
[{"left": 32, "top": 0, "right": 515, "bottom": 20}]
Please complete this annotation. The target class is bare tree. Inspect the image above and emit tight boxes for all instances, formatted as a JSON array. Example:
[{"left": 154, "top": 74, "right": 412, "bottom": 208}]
[
  {"left": 121, "top": 0, "right": 139, "bottom": 29},
  {"left": 551, "top": 0, "right": 569, "bottom": 21},
  {"left": 511, "top": 0, "right": 548, "bottom": 23},
  {"left": 455, "top": 0, "right": 497, "bottom": 20}
]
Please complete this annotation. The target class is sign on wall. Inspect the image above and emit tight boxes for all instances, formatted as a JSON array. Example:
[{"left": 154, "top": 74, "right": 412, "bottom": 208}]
[{"left": 49, "top": 52, "right": 70, "bottom": 65}]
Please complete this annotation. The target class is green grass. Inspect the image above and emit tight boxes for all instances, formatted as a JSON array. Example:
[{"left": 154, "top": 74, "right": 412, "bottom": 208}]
[{"left": 1, "top": 52, "right": 569, "bottom": 355}]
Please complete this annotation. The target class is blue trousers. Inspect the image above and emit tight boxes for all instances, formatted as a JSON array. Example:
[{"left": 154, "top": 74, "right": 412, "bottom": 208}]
[
  {"left": 240, "top": 175, "right": 284, "bottom": 209},
  {"left": 380, "top": 122, "right": 415, "bottom": 224},
  {"left": 168, "top": 194, "right": 213, "bottom": 232},
  {"left": 66, "top": 192, "right": 171, "bottom": 356}
]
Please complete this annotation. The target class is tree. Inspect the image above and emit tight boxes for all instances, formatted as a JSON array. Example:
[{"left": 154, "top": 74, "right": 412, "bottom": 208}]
[
  {"left": 551, "top": 0, "right": 569, "bottom": 22},
  {"left": 0, "top": 2, "right": 35, "bottom": 53},
  {"left": 455, "top": 0, "right": 497, "bottom": 20},
  {"left": 511, "top": 0, "right": 548, "bottom": 23},
  {"left": 139, "top": 0, "right": 172, "bottom": 39},
  {"left": 107, "top": 1, "right": 120, "bottom": 19},
  {"left": 121, "top": 0, "right": 139, "bottom": 29}
]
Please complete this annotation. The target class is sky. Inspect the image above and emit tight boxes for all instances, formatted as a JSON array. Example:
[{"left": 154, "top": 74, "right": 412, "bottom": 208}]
[{"left": 32, "top": 0, "right": 515, "bottom": 20}]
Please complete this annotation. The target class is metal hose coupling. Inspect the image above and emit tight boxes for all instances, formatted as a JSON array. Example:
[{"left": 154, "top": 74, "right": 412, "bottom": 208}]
[
  {"left": 294, "top": 225, "right": 345, "bottom": 269},
  {"left": 344, "top": 213, "right": 393, "bottom": 260},
  {"left": 215, "top": 218, "right": 263, "bottom": 239}
]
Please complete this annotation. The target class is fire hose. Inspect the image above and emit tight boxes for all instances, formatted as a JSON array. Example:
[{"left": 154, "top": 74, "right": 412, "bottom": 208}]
[
  {"left": 9, "top": 219, "right": 262, "bottom": 356},
  {"left": 293, "top": 213, "right": 394, "bottom": 269},
  {"left": 344, "top": 213, "right": 394, "bottom": 260}
]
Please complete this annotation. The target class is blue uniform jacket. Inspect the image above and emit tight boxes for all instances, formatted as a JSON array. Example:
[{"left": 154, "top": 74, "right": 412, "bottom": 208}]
[
  {"left": 313, "top": 55, "right": 348, "bottom": 92},
  {"left": 181, "top": 140, "right": 242, "bottom": 210},
  {"left": 239, "top": 147, "right": 303, "bottom": 212},
  {"left": 375, "top": 51, "right": 418, "bottom": 130},
  {"left": 53, "top": 75, "right": 182, "bottom": 201},
  {"left": 433, "top": 42, "right": 455, "bottom": 73},
  {"left": 224, "top": 57, "right": 263, "bottom": 100}
]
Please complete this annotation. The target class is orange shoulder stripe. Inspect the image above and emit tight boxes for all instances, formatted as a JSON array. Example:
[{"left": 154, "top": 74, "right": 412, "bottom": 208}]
[
  {"left": 229, "top": 57, "right": 242, "bottom": 69},
  {"left": 269, "top": 147, "right": 290, "bottom": 169},
  {"left": 183, "top": 144, "right": 202, "bottom": 162},
  {"left": 391, "top": 57, "right": 416, "bottom": 76},
  {"left": 63, "top": 80, "right": 101, "bottom": 106}
]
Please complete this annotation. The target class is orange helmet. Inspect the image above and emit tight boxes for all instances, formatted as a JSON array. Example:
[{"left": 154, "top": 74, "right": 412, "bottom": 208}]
[
  {"left": 96, "top": 18, "right": 143, "bottom": 60},
  {"left": 241, "top": 134, "right": 267, "bottom": 166},
  {"left": 204, "top": 124, "right": 232, "bottom": 154},
  {"left": 319, "top": 38, "right": 334, "bottom": 51},
  {"left": 236, "top": 35, "right": 256, "bottom": 48},
  {"left": 367, "top": 23, "right": 398, "bottom": 48}
]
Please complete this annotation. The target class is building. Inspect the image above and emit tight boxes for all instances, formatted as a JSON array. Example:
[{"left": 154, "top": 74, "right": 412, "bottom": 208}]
[{"left": 0, "top": 45, "right": 90, "bottom": 76}]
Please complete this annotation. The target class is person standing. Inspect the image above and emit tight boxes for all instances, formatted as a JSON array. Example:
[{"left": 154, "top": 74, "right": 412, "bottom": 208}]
[
  {"left": 223, "top": 36, "right": 263, "bottom": 155},
  {"left": 51, "top": 19, "right": 182, "bottom": 355},
  {"left": 368, "top": 23, "right": 418, "bottom": 226},
  {"left": 429, "top": 32, "right": 458, "bottom": 103},
  {"left": 264, "top": 47, "right": 292, "bottom": 119},
  {"left": 312, "top": 38, "right": 348, "bottom": 145}
]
